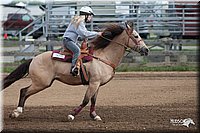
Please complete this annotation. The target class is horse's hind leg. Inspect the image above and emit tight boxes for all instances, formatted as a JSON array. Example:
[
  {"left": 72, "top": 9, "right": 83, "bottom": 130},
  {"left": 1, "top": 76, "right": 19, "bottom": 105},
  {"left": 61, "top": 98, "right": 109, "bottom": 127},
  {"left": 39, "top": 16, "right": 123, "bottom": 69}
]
[
  {"left": 9, "top": 85, "right": 30, "bottom": 118},
  {"left": 9, "top": 82, "right": 52, "bottom": 118}
]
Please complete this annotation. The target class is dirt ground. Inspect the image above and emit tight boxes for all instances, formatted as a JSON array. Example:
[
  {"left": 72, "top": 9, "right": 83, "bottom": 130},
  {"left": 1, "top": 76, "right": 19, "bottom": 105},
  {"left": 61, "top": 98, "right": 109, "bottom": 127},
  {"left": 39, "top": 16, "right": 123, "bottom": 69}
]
[{"left": 1, "top": 72, "right": 199, "bottom": 133}]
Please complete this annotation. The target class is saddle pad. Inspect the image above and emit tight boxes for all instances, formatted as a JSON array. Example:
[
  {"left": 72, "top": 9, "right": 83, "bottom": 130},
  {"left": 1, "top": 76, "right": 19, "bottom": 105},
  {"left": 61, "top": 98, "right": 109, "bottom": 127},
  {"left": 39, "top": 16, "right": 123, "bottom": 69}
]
[
  {"left": 51, "top": 50, "right": 93, "bottom": 63},
  {"left": 51, "top": 50, "right": 72, "bottom": 62},
  {"left": 52, "top": 53, "right": 66, "bottom": 59}
]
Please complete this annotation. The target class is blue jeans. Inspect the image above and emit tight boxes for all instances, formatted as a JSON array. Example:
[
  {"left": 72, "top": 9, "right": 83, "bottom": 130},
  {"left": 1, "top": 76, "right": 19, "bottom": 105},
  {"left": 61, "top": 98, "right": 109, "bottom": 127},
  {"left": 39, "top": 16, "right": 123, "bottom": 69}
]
[{"left": 63, "top": 38, "right": 80, "bottom": 67}]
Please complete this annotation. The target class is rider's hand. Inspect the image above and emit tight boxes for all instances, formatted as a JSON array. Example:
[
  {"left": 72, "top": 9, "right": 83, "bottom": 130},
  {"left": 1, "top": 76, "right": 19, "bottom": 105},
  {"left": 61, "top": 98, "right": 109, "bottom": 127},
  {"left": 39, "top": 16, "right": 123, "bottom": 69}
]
[{"left": 98, "top": 32, "right": 103, "bottom": 36}]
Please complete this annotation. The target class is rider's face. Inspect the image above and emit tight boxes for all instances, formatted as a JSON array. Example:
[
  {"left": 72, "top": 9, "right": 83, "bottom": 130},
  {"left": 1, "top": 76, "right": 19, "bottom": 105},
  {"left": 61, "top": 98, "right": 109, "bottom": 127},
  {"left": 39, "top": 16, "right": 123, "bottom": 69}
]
[{"left": 86, "top": 15, "right": 93, "bottom": 22}]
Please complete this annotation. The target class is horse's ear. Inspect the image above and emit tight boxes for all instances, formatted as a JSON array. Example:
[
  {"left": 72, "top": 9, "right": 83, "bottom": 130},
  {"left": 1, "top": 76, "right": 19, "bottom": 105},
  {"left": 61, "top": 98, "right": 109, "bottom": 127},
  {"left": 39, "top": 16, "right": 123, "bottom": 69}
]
[
  {"left": 127, "top": 21, "right": 134, "bottom": 29},
  {"left": 125, "top": 21, "right": 133, "bottom": 33},
  {"left": 125, "top": 22, "right": 130, "bottom": 29}
]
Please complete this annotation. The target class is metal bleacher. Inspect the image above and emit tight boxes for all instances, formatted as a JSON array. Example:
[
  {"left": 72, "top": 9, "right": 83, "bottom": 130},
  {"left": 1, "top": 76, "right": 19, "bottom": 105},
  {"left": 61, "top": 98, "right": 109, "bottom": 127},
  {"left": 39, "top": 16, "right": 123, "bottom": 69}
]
[{"left": 18, "top": 0, "right": 199, "bottom": 41}]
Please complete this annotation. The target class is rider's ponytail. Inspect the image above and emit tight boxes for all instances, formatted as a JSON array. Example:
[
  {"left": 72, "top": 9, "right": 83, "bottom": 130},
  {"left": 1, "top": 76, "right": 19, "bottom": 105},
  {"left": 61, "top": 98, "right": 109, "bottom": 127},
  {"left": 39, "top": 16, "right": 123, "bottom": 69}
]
[{"left": 71, "top": 15, "right": 85, "bottom": 29}]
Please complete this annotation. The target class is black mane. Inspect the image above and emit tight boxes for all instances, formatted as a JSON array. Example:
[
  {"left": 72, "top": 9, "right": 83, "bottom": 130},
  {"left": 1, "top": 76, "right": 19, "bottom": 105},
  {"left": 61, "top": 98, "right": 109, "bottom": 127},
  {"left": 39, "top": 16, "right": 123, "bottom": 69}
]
[{"left": 92, "top": 24, "right": 124, "bottom": 50}]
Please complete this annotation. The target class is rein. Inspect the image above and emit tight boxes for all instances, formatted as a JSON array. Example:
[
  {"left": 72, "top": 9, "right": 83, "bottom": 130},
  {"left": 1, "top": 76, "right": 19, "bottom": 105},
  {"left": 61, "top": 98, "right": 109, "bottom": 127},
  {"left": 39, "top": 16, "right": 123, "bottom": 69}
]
[
  {"left": 99, "top": 35, "right": 129, "bottom": 50},
  {"left": 87, "top": 53, "right": 116, "bottom": 70}
]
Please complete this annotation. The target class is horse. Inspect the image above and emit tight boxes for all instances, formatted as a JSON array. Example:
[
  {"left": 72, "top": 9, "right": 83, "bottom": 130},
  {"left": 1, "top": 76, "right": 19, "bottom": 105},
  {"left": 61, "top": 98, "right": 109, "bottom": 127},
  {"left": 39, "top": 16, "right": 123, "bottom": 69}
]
[{"left": 2, "top": 22, "right": 149, "bottom": 121}]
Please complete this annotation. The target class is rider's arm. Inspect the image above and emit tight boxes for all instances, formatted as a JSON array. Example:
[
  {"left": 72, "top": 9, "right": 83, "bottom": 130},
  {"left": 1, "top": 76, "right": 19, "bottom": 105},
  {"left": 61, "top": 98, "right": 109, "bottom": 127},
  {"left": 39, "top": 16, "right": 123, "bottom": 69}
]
[{"left": 76, "top": 21, "right": 98, "bottom": 39}]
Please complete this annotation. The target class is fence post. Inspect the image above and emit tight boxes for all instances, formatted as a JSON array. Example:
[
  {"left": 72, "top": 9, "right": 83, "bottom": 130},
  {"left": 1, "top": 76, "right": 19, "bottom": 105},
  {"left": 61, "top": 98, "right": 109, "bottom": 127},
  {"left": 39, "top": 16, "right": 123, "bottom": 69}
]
[
  {"left": 178, "top": 52, "right": 187, "bottom": 64},
  {"left": 163, "top": 37, "right": 173, "bottom": 64},
  {"left": 165, "top": 54, "right": 171, "bottom": 64}
]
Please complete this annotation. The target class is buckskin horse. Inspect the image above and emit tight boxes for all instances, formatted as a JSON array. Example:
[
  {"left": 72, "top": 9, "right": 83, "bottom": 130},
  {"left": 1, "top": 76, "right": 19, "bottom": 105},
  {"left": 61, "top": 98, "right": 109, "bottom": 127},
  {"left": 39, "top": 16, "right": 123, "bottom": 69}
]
[{"left": 2, "top": 22, "right": 149, "bottom": 121}]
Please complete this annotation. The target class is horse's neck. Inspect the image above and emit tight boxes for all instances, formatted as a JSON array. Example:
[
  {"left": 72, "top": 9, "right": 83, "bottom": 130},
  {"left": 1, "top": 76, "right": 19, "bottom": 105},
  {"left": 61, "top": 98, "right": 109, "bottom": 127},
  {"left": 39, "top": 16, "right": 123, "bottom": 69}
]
[{"left": 94, "top": 31, "right": 127, "bottom": 67}]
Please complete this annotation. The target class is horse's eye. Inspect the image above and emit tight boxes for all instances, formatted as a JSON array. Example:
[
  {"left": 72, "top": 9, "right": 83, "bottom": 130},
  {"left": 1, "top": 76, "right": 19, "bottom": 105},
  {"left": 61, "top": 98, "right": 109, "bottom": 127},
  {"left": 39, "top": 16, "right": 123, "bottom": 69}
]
[{"left": 134, "top": 35, "right": 138, "bottom": 38}]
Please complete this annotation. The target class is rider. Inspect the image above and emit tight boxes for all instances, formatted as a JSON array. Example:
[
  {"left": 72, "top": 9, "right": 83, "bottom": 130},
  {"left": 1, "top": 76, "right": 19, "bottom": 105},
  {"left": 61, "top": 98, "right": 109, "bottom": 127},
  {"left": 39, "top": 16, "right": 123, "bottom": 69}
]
[{"left": 63, "top": 6, "right": 102, "bottom": 77}]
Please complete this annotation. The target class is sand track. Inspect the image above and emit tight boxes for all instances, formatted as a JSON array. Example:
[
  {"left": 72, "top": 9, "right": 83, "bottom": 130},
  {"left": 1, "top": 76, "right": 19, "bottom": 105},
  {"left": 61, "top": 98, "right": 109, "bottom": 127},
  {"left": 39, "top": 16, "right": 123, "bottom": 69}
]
[{"left": 2, "top": 72, "right": 198, "bottom": 132}]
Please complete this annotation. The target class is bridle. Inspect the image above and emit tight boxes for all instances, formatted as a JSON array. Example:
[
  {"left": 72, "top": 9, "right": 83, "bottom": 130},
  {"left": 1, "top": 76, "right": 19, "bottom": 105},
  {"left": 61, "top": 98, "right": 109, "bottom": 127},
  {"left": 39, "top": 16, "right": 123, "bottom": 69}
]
[
  {"left": 100, "top": 28, "right": 144, "bottom": 52},
  {"left": 125, "top": 28, "right": 144, "bottom": 52},
  {"left": 88, "top": 27, "right": 144, "bottom": 70}
]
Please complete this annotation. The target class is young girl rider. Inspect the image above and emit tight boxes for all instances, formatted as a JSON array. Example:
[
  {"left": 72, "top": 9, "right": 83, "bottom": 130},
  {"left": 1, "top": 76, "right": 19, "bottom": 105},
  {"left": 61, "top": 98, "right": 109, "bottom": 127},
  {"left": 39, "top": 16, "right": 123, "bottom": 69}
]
[{"left": 63, "top": 6, "right": 102, "bottom": 76}]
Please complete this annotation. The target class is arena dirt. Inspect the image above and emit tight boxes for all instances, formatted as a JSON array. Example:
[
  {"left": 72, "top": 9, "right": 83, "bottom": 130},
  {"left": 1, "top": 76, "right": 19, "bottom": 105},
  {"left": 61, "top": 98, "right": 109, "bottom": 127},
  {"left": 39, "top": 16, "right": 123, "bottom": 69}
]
[{"left": 2, "top": 72, "right": 198, "bottom": 132}]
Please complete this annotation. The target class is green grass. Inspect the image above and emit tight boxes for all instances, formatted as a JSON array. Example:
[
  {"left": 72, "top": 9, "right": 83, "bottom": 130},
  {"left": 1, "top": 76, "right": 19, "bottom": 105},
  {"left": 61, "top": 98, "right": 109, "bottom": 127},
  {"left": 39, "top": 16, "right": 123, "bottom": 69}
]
[
  {"left": 116, "top": 65, "right": 198, "bottom": 72},
  {"left": 2, "top": 63, "right": 198, "bottom": 73},
  {"left": 149, "top": 49, "right": 198, "bottom": 52},
  {"left": 2, "top": 61, "right": 26, "bottom": 73},
  {"left": 3, "top": 66, "right": 17, "bottom": 73}
]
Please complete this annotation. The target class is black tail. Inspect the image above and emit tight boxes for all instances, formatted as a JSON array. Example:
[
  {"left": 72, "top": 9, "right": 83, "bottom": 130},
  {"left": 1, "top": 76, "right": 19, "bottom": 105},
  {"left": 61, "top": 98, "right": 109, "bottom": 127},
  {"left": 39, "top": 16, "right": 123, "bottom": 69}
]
[{"left": 2, "top": 59, "right": 32, "bottom": 90}]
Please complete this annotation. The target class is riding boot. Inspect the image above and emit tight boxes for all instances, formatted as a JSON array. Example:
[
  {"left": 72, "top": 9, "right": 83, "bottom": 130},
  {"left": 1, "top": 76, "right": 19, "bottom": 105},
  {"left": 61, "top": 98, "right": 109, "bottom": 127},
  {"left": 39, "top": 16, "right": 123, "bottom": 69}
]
[{"left": 70, "top": 66, "right": 78, "bottom": 77}]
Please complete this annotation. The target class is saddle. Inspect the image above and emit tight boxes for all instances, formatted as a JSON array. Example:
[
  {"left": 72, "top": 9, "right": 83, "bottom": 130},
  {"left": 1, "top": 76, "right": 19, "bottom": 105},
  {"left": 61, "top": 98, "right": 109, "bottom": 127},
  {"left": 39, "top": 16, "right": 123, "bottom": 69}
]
[{"left": 51, "top": 40, "right": 93, "bottom": 85}]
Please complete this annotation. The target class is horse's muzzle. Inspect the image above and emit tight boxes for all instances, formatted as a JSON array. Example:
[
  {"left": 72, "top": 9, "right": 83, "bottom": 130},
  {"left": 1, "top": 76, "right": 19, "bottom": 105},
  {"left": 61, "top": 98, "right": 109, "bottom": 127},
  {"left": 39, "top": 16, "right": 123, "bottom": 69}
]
[{"left": 140, "top": 47, "right": 149, "bottom": 56}]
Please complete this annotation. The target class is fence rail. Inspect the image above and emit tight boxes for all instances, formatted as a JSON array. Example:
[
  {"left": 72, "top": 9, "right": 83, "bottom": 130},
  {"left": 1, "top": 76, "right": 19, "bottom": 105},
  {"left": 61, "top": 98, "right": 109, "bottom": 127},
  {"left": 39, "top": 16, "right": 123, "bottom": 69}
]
[{"left": 2, "top": 39, "right": 198, "bottom": 65}]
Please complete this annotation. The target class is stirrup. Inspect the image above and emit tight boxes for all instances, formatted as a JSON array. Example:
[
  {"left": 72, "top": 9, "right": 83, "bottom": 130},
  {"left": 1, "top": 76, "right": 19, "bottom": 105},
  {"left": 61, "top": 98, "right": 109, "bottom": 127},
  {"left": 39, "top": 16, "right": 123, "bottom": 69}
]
[{"left": 70, "top": 66, "right": 78, "bottom": 77}]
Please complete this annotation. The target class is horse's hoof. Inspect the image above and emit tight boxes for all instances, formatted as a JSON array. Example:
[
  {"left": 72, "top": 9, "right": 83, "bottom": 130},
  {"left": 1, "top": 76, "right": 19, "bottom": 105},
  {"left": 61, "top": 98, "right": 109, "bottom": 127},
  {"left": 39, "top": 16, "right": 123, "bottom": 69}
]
[
  {"left": 94, "top": 115, "right": 102, "bottom": 121},
  {"left": 9, "top": 110, "right": 20, "bottom": 119},
  {"left": 67, "top": 114, "right": 75, "bottom": 121}
]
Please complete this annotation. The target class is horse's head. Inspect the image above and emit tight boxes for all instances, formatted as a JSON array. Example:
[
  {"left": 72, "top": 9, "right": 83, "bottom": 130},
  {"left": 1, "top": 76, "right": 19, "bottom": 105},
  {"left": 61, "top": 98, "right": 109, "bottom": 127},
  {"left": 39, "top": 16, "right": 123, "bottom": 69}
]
[
  {"left": 124, "top": 22, "right": 149, "bottom": 56},
  {"left": 92, "top": 22, "right": 149, "bottom": 56}
]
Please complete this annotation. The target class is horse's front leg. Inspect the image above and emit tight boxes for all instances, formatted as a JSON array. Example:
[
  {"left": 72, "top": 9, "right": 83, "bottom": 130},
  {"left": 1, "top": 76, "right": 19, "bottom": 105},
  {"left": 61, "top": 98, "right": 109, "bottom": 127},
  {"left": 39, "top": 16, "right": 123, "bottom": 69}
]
[
  {"left": 67, "top": 81, "right": 100, "bottom": 121},
  {"left": 89, "top": 89, "right": 102, "bottom": 121}
]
